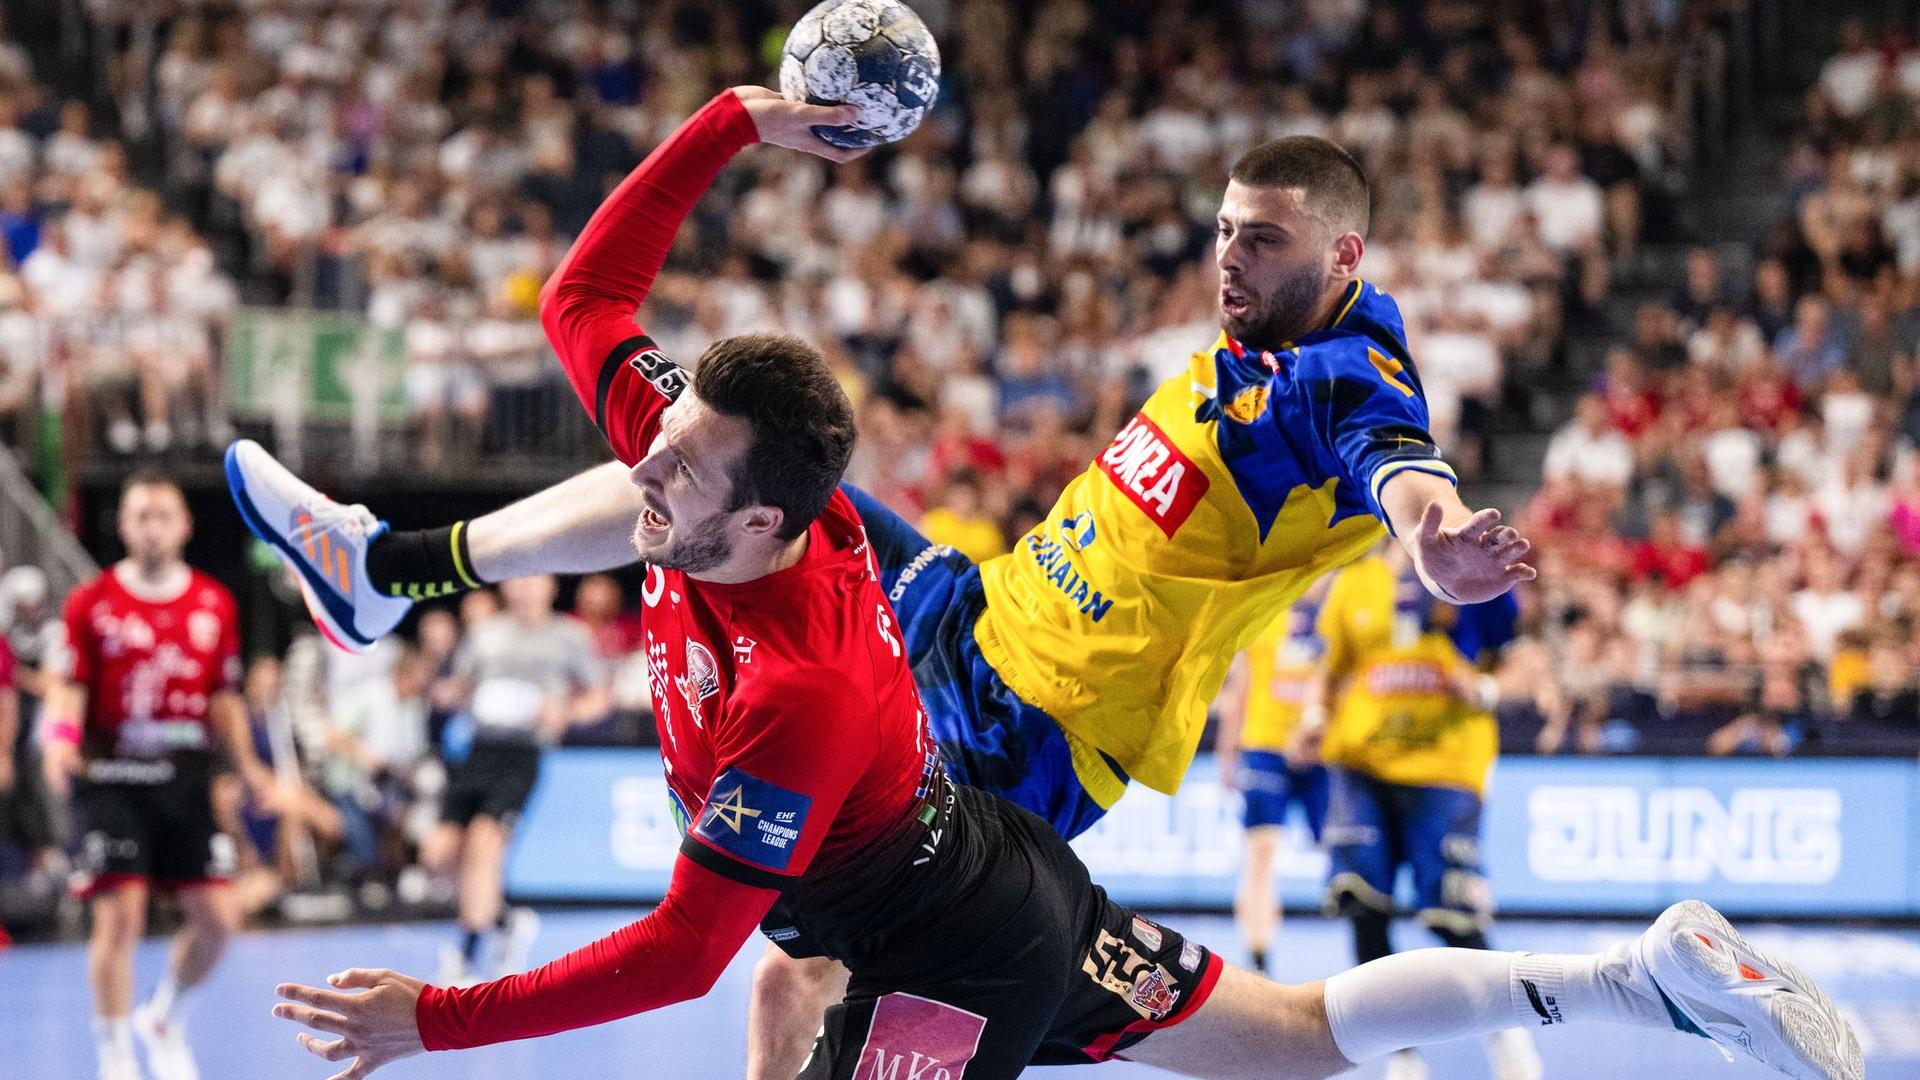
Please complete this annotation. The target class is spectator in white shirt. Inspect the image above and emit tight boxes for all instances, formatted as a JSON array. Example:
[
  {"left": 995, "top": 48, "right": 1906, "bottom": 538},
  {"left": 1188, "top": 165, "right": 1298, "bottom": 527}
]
[
  {"left": 1792, "top": 545, "right": 1865, "bottom": 660},
  {"left": 1700, "top": 397, "right": 1764, "bottom": 499},
  {"left": 1820, "top": 19, "right": 1883, "bottom": 119},
  {"left": 1543, "top": 394, "right": 1635, "bottom": 489},
  {"left": 1525, "top": 143, "right": 1605, "bottom": 255}
]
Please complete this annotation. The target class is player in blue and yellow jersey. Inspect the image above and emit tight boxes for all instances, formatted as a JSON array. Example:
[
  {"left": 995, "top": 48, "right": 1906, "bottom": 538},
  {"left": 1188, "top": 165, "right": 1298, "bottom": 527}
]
[
  {"left": 225, "top": 133, "right": 1537, "bottom": 1076},
  {"left": 1214, "top": 578, "right": 1331, "bottom": 976},
  {"left": 1308, "top": 543, "right": 1539, "bottom": 1080}
]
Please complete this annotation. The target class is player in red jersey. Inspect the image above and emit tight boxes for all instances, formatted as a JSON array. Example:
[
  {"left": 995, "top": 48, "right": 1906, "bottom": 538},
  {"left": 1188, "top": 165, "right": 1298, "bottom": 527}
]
[
  {"left": 263, "top": 88, "right": 1859, "bottom": 1080},
  {"left": 44, "top": 469, "right": 277, "bottom": 1080}
]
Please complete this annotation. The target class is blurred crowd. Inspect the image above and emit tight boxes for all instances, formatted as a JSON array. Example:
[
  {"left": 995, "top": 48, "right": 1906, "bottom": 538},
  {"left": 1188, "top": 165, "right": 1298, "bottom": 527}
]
[
  {"left": 0, "top": 0, "right": 1717, "bottom": 484},
  {"left": 1504, "top": 15, "right": 1920, "bottom": 759}
]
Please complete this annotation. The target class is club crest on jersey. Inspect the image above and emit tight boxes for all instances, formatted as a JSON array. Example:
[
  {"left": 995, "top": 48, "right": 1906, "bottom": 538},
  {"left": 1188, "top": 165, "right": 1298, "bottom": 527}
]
[
  {"left": 1223, "top": 384, "right": 1271, "bottom": 424},
  {"left": 187, "top": 609, "right": 223, "bottom": 653},
  {"left": 1060, "top": 510, "right": 1096, "bottom": 551},
  {"left": 675, "top": 641, "right": 720, "bottom": 728},
  {"left": 1129, "top": 965, "right": 1180, "bottom": 1021},
  {"left": 1097, "top": 413, "right": 1209, "bottom": 537}
]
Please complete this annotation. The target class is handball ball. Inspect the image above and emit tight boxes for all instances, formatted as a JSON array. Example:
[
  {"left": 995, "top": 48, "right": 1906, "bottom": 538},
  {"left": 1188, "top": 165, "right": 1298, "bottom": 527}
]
[{"left": 780, "top": 0, "right": 941, "bottom": 149}]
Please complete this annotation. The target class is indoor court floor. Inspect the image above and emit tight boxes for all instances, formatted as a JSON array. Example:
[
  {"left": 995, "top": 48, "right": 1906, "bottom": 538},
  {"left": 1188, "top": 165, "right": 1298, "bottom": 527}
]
[{"left": 10, "top": 909, "right": 1919, "bottom": 1078}]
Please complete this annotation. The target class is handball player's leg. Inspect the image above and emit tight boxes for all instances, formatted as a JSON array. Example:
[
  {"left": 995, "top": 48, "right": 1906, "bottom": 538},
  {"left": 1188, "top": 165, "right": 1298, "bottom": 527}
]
[
  {"left": 1233, "top": 826, "right": 1282, "bottom": 975},
  {"left": 228, "top": 444, "right": 642, "bottom": 651},
  {"left": 87, "top": 880, "right": 149, "bottom": 1080},
  {"left": 1116, "top": 901, "right": 1861, "bottom": 1080},
  {"left": 747, "top": 947, "right": 850, "bottom": 1080},
  {"left": 136, "top": 882, "right": 240, "bottom": 1080},
  {"left": 455, "top": 816, "right": 509, "bottom": 981}
]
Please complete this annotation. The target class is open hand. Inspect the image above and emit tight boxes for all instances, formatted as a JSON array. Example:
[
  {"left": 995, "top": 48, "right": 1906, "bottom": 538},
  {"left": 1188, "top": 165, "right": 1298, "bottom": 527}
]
[
  {"left": 731, "top": 86, "right": 869, "bottom": 163},
  {"left": 273, "top": 967, "right": 428, "bottom": 1080},
  {"left": 1410, "top": 504, "right": 1535, "bottom": 605}
]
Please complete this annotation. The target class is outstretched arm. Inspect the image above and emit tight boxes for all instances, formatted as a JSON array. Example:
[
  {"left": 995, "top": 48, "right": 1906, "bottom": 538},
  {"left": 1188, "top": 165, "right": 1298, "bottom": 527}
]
[
  {"left": 272, "top": 856, "right": 778, "bottom": 1079},
  {"left": 1378, "top": 471, "right": 1535, "bottom": 604}
]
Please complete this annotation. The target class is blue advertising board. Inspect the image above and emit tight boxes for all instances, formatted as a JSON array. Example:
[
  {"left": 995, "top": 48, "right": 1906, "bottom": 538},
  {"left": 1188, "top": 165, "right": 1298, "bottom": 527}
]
[{"left": 506, "top": 750, "right": 1920, "bottom": 917}]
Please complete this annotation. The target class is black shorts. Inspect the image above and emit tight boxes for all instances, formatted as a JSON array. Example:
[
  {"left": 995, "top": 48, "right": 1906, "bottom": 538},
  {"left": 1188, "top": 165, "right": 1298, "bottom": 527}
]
[
  {"left": 440, "top": 743, "right": 542, "bottom": 828},
  {"left": 72, "top": 755, "right": 235, "bottom": 898},
  {"left": 797, "top": 786, "right": 1223, "bottom": 1080}
]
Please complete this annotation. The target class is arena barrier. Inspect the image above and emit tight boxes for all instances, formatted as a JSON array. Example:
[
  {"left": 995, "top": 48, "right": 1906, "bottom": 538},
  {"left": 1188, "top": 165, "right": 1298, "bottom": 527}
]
[{"left": 506, "top": 751, "right": 1920, "bottom": 917}]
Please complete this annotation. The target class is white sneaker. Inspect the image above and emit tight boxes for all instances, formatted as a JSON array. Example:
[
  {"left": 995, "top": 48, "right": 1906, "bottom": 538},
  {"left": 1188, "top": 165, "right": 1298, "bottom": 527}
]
[
  {"left": 437, "top": 943, "right": 479, "bottom": 989},
  {"left": 1632, "top": 900, "right": 1863, "bottom": 1080},
  {"left": 1485, "top": 1027, "right": 1543, "bottom": 1080},
  {"left": 98, "top": 1059, "right": 142, "bottom": 1080},
  {"left": 224, "top": 439, "right": 412, "bottom": 652},
  {"left": 132, "top": 1002, "right": 196, "bottom": 1080},
  {"left": 1383, "top": 1048, "right": 1428, "bottom": 1080},
  {"left": 492, "top": 907, "right": 542, "bottom": 978}
]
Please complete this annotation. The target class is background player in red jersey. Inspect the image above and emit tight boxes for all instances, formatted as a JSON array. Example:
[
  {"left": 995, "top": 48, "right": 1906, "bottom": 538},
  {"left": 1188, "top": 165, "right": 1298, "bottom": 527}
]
[{"left": 43, "top": 469, "right": 280, "bottom": 1080}]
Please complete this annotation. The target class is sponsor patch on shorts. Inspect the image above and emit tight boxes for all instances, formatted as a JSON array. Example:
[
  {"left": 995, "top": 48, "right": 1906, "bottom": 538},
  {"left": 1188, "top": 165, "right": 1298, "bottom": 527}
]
[
  {"left": 1179, "top": 940, "right": 1202, "bottom": 972},
  {"left": 1130, "top": 916, "right": 1163, "bottom": 952},
  {"left": 693, "top": 768, "right": 812, "bottom": 872},
  {"left": 852, "top": 992, "right": 987, "bottom": 1080}
]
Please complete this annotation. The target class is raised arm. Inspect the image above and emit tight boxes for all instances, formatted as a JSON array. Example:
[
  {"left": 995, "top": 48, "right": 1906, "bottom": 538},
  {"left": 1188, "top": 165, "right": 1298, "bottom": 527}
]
[{"left": 540, "top": 87, "right": 859, "bottom": 464}]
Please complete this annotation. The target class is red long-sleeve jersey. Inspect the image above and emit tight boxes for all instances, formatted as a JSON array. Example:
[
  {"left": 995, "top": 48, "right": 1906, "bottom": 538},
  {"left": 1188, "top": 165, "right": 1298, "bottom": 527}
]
[{"left": 416, "top": 90, "right": 942, "bottom": 1052}]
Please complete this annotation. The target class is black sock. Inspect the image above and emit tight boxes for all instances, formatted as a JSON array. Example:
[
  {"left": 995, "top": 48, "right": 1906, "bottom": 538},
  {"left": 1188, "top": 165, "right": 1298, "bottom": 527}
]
[
  {"left": 1433, "top": 925, "right": 1490, "bottom": 951},
  {"left": 460, "top": 928, "right": 482, "bottom": 963},
  {"left": 365, "top": 522, "right": 481, "bottom": 600},
  {"left": 1350, "top": 908, "right": 1393, "bottom": 965},
  {"left": 1250, "top": 948, "right": 1268, "bottom": 973}
]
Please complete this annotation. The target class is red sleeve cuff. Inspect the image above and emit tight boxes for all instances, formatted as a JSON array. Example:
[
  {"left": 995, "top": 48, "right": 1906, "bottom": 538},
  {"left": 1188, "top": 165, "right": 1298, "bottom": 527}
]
[
  {"left": 416, "top": 983, "right": 453, "bottom": 1052},
  {"left": 712, "top": 88, "right": 762, "bottom": 151}
]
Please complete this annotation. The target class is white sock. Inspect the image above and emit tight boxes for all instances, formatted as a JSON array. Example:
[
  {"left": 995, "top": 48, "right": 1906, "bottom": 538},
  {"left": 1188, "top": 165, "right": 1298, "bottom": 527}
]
[
  {"left": 147, "top": 974, "right": 198, "bottom": 1025},
  {"left": 1323, "top": 945, "right": 1671, "bottom": 1063},
  {"left": 93, "top": 1015, "right": 135, "bottom": 1065}
]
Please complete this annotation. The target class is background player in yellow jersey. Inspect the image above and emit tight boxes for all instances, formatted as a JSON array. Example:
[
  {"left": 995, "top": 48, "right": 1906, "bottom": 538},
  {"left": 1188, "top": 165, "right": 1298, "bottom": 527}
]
[
  {"left": 227, "top": 126, "right": 1537, "bottom": 1076},
  {"left": 1308, "top": 542, "right": 1540, "bottom": 1080},
  {"left": 1214, "top": 578, "right": 1331, "bottom": 977}
]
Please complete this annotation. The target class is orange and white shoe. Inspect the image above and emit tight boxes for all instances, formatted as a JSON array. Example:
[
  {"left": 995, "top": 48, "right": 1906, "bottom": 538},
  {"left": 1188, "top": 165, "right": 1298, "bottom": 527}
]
[
  {"left": 225, "top": 440, "right": 411, "bottom": 653},
  {"left": 1633, "top": 900, "right": 1864, "bottom": 1080}
]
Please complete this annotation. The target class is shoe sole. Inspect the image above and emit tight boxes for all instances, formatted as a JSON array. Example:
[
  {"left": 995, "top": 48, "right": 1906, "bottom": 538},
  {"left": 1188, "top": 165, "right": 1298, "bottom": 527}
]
[
  {"left": 1646, "top": 900, "right": 1864, "bottom": 1080},
  {"left": 224, "top": 443, "right": 374, "bottom": 652}
]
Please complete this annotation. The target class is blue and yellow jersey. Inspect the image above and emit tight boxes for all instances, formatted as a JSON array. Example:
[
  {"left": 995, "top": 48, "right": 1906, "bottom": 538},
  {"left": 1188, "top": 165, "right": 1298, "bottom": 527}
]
[
  {"left": 1240, "top": 588, "right": 1327, "bottom": 753},
  {"left": 1316, "top": 555, "right": 1497, "bottom": 796},
  {"left": 973, "top": 280, "right": 1456, "bottom": 801}
]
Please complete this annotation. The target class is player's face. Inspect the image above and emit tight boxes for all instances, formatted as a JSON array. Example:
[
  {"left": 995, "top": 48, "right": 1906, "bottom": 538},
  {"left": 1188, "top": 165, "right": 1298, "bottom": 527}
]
[
  {"left": 628, "top": 394, "right": 758, "bottom": 576},
  {"left": 117, "top": 482, "right": 191, "bottom": 569},
  {"left": 1215, "top": 180, "right": 1348, "bottom": 351}
]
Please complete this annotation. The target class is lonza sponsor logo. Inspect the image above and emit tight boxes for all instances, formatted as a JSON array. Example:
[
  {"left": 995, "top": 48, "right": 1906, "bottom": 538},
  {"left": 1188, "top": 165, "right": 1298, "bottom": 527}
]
[
  {"left": 1097, "top": 413, "right": 1209, "bottom": 537},
  {"left": 1527, "top": 786, "right": 1843, "bottom": 886},
  {"left": 1363, "top": 660, "right": 1452, "bottom": 697}
]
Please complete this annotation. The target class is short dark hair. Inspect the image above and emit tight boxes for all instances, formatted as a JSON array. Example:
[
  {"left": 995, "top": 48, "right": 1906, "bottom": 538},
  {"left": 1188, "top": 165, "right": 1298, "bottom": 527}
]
[
  {"left": 121, "top": 466, "right": 182, "bottom": 502},
  {"left": 1229, "top": 136, "right": 1371, "bottom": 238},
  {"left": 694, "top": 333, "right": 856, "bottom": 541}
]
